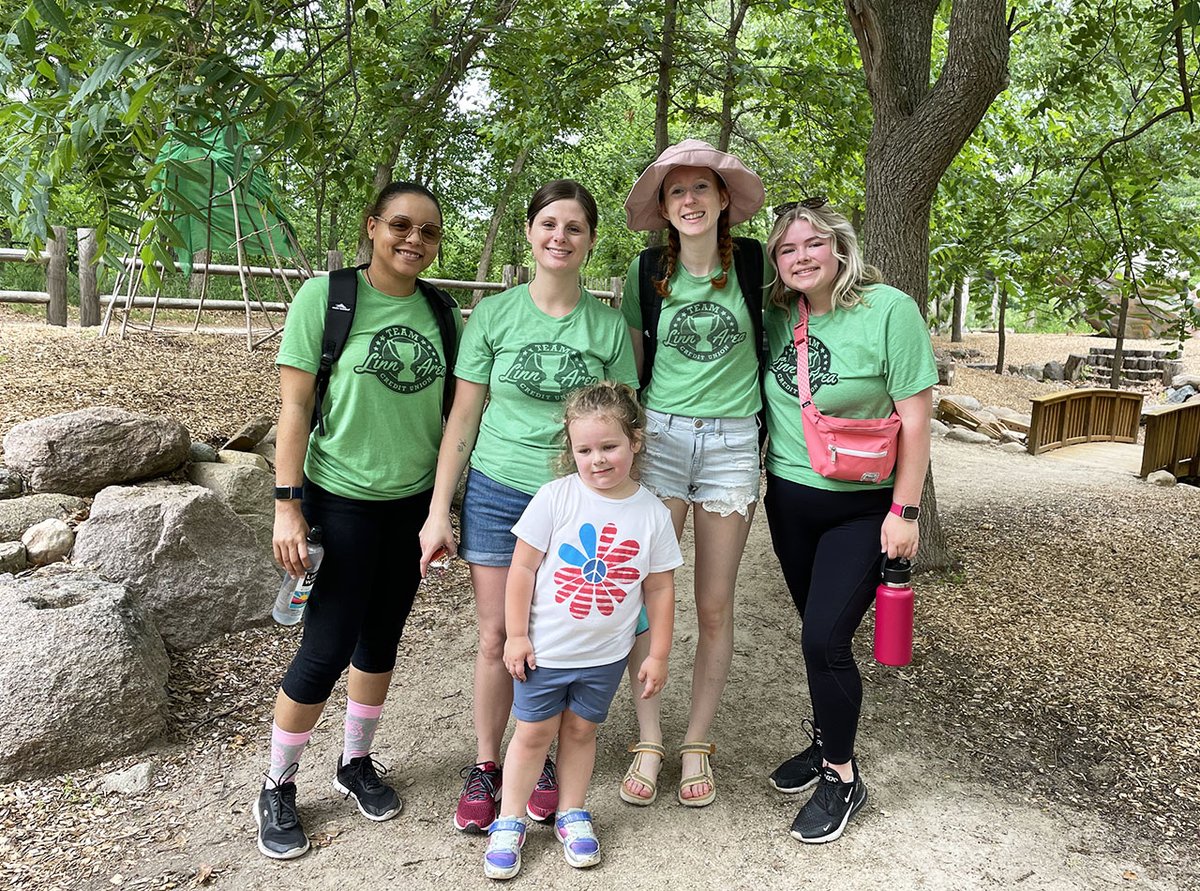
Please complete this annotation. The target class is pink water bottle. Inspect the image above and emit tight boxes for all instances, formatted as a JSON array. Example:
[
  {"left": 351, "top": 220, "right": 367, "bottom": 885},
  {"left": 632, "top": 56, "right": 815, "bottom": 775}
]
[{"left": 874, "top": 557, "right": 913, "bottom": 666}]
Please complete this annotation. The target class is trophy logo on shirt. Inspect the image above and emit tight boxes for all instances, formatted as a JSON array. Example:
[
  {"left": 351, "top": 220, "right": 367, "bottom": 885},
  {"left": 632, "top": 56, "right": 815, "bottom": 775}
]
[
  {"left": 771, "top": 335, "right": 839, "bottom": 398},
  {"left": 663, "top": 301, "right": 746, "bottom": 362},
  {"left": 500, "top": 342, "right": 597, "bottom": 402},
  {"left": 353, "top": 325, "right": 443, "bottom": 394}
]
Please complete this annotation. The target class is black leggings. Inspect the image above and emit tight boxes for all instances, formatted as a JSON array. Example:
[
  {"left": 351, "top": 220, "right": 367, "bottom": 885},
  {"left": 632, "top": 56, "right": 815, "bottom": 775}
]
[
  {"left": 280, "top": 480, "right": 432, "bottom": 705},
  {"left": 763, "top": 473, "right": 890, "bottom": 764}
]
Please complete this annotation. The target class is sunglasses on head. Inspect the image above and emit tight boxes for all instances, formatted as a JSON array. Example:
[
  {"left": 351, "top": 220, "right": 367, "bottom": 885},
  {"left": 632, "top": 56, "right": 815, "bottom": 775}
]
[
  {"left": 371, "top": 214, "right": 444, "bottom": 245},
  {"left": 772, "top": 196, "right": 828, "bottom": 216}
]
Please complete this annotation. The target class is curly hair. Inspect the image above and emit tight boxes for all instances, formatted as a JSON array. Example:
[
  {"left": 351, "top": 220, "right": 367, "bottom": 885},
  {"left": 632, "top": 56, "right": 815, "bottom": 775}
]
[
  {"left": 766, "top": 203, "right": 882, "bottom": 311},
  {"left": 555, "top": 381, "right": 645, "bottom": 477}
]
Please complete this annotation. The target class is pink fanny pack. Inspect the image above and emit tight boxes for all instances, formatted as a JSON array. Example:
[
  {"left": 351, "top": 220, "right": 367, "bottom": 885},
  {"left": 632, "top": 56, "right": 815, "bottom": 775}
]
[{"left": 794, "top": 299, "right": 900, "bottom": 484}]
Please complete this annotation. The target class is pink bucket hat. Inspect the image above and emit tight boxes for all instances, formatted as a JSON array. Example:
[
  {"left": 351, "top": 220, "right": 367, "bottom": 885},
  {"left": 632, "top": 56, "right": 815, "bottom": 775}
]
[{"left": 624, "top": 139, "right": 765, "bottom": 231}]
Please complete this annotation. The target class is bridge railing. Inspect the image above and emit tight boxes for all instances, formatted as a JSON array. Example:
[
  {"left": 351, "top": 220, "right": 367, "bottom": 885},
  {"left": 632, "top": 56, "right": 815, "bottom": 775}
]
[
  {"left": 1026, "top": 388, "right": 1144, "bottom": 455},
  {"left": 1140, "top": 401, "right": 1200, "bottom": 479}
]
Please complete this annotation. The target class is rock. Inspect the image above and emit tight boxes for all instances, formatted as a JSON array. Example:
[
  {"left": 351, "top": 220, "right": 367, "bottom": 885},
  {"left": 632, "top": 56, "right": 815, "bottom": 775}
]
[
  {"left": 0, "top": 541, "right": 26, "bottom": 573},
  {"left": 72, "top": 484, "right": 278, "bottom": 651},
  {"left": 1170, "top": 373, "right": 1200, "bottom": 389},
  {"left": 1166, "top": 385, "right": 1196, "bottom": 405},
  {"left": 217, "top": 449, "right": 270, "bottom": 471},
  {"left": 21, "top": 518, "right": 74, "bottom": 565},
  {"left": 0, "top": 493, "right": 87, "bottom": 542},
  {"left": 251, "top": 441, "right": 276, "bottom": 468},
  {"left": 1018, "top": 363, "right": 1044, "bottom": 380},
  {"left": 946, "top": 427, "right": 993, "bottom": 445},
  {"left": 186, "top": 462, "right": 274, "bottom": 555},
  {"left": 221, "top": 416, "right": 273, "bottom": 452},
  {"left": 0, "top": 564, "right": 169, "bottom": 781},
  {"left": 982, "top": 405, "right": 1020, "bottom": 421},
  {"left": 189, "top": 442, "right": 219, "bottom": 463},
  {"left": 939, "top": 394, "right": 982, "bottom": 412},
  {"left": 1000, "top": 430, "right": 1025, "bottom": 444},
  {"left": 261, "top": 425, "right": 278, "bottom": 445},
  {"left": 974, "top": 410, "right": 999, "bottom": 426},
  {"left": 0, "top": 467, "right": 23, "bottom": 500},
  {"left": 929, "top": 419, "right": 950, "bottom": 437},
  {"left": 999, "top": 441, "right": 1027, "bottom": 454},
  {"left": 100, "top": 761, "right": 155, "bottom": 796},
  {"left": 1064, "top": 354, "right": 1087, "bottom": 381},
  {"left": 1147, "top": 470, "right": 1177, "bottom": 487},
  {"left": 2, "top": 407, "right": 190, "bottom": 496},
  {"left": 1043, "top": 361, "right": 1065, "bottom": 381}
]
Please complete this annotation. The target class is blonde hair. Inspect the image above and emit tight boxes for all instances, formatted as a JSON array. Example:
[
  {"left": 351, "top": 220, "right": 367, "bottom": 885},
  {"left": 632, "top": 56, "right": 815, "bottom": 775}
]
[
  {"left": 766, "top": 203, "right": 882, "bottom": 311},
  {"left": 556, "top": 381, "right": 645, "bottom": 476}
]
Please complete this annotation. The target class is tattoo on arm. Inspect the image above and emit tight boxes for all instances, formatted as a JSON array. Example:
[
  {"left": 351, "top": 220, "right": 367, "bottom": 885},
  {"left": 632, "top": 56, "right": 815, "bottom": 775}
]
[{"left": 456, "top": 439, "right": 467, "bottom": 453}]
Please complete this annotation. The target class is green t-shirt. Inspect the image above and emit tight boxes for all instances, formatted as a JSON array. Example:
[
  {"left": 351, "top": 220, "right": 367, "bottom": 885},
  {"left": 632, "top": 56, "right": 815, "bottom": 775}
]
[
  {"left": 276, "top": 271, "right": 463, "bottom": 500},
  {"left": 621, "top": 246, "right": 771, "bottom": 418},
  {"left": 456, "top": 284, "right": 638, "bottom": 495},
  {"left": 763, "top": 283, "right": 938, "bottom": 491}
]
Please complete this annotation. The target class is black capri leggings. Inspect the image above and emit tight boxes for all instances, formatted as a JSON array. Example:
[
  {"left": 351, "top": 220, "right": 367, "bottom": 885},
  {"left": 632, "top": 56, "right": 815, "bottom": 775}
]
[
  {"left": 763, "top": 472, "right": 890, "bottom": 764},
  {"left": 280, "top": 479, "right": 432, "bottom": 705}
]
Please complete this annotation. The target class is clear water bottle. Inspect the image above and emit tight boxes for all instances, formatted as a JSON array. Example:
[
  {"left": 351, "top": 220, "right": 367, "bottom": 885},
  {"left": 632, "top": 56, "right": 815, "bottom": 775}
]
[{"left": 272, "top": 526, "right": 325, "bottom": 626}]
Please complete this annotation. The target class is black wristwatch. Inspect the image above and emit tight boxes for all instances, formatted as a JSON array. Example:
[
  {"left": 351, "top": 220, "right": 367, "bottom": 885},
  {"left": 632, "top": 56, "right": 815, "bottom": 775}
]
[
  {"left": 889, "top": 502, "right": 920, "bottom": 521},
  {"left": 274, "top": 485, "right": 304, "bottom": 501}
]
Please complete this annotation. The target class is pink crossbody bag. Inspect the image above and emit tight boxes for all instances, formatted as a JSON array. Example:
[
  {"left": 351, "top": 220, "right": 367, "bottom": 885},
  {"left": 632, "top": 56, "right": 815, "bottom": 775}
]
[{"left": 794, "top": 298, "right": 900, "bottom": 484}]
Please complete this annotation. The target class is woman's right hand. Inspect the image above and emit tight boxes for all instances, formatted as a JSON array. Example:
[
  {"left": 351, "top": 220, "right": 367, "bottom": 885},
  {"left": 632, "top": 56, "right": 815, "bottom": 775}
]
[
  {"left": 419, "top": 512, "right": 458, "bottom": 578},
  {"left": 273, "top": 502, "right": 311, "bottom": 579}
]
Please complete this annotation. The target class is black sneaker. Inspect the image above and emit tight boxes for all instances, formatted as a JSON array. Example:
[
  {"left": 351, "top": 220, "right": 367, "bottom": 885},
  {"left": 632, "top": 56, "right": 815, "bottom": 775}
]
[
  {"left": 769, "top": 720, "right": 823, "bottom": 794},
  {"left": 789, "top": 764, "right": 867, "bottom": 844},
  {"left": 333, "top": 754, "right": 403, "bottom": 821},
  {"left": 255, "top": 767, "right": 310, "bottom": 860}
]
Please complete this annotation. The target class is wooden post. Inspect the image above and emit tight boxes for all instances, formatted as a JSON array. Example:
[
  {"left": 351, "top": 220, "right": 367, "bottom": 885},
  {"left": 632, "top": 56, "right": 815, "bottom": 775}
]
[
  {"left": 77, "top": 227, "right": 100, "bottom": 327},
  {"left": 516, "top": 265, "right": 530, "bottom": 284},
  {"left": 502, "top": 264, "right": 516, "bottom": 289},
  {"left": 610, "top": 276, "right": 623, "bottom": 309},
  {"left": 327, "top": 249, "right": 344, "bottom": 272},
  {"left": 46, "top": 226, "right": 68, "bottom": 326}
]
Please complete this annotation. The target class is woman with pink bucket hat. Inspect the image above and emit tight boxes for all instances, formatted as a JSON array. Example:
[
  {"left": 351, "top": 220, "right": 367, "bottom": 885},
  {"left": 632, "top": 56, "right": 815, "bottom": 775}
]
[{"left": 616, "top": 139, "right": 771, "bottom": 808}]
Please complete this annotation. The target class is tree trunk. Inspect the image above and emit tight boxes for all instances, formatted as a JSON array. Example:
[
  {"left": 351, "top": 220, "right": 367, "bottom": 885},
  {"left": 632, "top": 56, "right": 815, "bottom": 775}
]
[
  {"left": 717, "top": 0, "right": 751, "bottom": 152},
  {"left": 473, "top": 145, "right": 531, "bottom": 306},
  {"left": 995, "top": 279, "right": 1007, "bottom": 374},
  {"left": 1111, "top": 295, "right": 1130, "bottom": 389},
  {"left": 951, "top": 276, "right": 966, "bottom": 342},
  {"left": 655, "top": 0, "right": 678, "bottom": 157},
  {"left": 917, "top": 468, "right": 951, "bottom": 571}
]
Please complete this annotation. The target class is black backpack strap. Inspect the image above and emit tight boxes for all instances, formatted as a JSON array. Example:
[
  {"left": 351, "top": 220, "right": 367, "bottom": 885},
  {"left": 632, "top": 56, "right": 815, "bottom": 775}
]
[
  {"left": 731, "top": 237, "right": 766, "bottom": 368},
  {"left": 416, "top": 278, "right": 459, "bottom": 420},
  {"left": 637, "top": 246, "right": 667, "bottom": 392},
  {"left": 310, "top": 265, "right": 361, "bottom": 435}
]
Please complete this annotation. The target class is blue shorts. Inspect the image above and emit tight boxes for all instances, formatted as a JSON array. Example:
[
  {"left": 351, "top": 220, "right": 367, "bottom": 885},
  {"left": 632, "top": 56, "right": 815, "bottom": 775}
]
[
  {"left": 639, "top": 408, "right": 760, "bottom": 517},
  {"left": 635, "top": 606, "right": 650, "bottom": 636},
  {"left": 512, "top": 658, "right": 629, "bottom": 724},
  {"left": 459, "top": 468, "right": 533, "bottom": 567}
]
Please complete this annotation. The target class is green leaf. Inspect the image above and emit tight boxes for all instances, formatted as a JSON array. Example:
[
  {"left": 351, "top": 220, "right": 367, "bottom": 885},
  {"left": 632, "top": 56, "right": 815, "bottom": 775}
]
[{"left": 31, "top": 0, "right": 70, "bottom": 32}]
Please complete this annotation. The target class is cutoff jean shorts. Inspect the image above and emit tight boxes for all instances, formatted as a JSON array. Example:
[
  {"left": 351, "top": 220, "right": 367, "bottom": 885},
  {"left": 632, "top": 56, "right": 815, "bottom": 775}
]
[
  {"left": 459, "top": 467, "right": 534, "bottom": 567},
  {"left": 639, "top": 408, "right": 760, "bottom": 517}
]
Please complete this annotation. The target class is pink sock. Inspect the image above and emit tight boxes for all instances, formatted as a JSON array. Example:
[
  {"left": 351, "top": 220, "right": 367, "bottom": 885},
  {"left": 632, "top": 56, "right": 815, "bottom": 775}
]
[
  {"left": 342, "top": 699, "right": 384, "bottom": 765},
  {"left": 267, "top": 723, "right": 313, "bottom": 784}
]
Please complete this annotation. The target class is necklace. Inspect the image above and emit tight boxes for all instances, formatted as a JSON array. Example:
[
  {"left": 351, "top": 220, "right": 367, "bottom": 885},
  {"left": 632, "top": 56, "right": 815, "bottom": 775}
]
[{"left": 364, "top": 267, "right": 375, "bottom": 289}]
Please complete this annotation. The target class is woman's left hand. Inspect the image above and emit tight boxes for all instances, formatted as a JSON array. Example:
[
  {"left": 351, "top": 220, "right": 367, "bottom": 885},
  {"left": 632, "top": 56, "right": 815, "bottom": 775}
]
[{"left": 880, "top": 511, "right": 919, "bottom": 561}]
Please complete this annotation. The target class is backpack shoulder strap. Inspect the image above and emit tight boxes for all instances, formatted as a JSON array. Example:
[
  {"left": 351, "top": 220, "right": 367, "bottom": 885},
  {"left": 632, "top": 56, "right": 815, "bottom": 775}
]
[
  {"left": 732, "top": 236, "right": 766, "bottom": 366},
  {"left": 416, "top": 278, "right": 459, "bottom": 420},
  {"left": 637, "top": 245, "right": 667, "bottom": 392},
  {"left": 311, "top": 265, "right": 361, "bottom": 435}
]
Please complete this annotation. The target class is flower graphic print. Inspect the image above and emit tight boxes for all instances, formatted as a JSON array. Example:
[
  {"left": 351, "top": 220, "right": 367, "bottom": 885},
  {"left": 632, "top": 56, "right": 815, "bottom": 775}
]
[{"left": 553, "top": 522, "right": 642, "bottom": 620}]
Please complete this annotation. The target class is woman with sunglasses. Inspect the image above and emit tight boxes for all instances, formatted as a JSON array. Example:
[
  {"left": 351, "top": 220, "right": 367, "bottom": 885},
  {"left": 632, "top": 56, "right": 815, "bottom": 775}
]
[
  {"left": 762, "top": 200, "right": 935, "bottom": 842},
  {"left": 617, "top": 140, "right": 770, "bottom": 808},
  {"left": 256, "top": 182, "right": 462, "bottom": 860},
  {"left": 419, "top": 179, "right": 637, "bottom": 832}
]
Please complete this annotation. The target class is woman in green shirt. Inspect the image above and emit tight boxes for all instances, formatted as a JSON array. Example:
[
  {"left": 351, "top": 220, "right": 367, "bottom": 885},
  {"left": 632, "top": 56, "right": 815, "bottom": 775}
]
[
  {"left": 618, "top": 140, "right": 767, "bottom": 808},
  {"left": 419, "top": 180, "right": 637, "bottom": 831}
]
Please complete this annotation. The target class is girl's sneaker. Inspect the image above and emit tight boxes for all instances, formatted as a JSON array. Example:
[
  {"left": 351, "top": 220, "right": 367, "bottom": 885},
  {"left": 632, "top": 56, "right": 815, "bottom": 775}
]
[
  {"left": 554, "top": 808, "right": 601, "bottom": 868},
  {"left": 483, "top": 816, "right": 527, "bottom": 880}
]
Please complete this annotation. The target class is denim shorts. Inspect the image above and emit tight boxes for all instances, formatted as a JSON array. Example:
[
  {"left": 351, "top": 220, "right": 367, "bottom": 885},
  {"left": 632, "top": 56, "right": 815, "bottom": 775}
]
[
  {"left": 459, "top": 468, "right": 534, "bottom": 567},
  {"left": 511, "top": 657, "right": 629, "bottom": 724},
  {"left": 639, "top": 408, "right": 760, "bottom": 517}
]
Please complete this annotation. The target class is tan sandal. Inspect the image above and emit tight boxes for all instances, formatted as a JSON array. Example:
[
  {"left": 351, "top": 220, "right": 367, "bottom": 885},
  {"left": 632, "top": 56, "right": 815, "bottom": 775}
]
[
  {"left": 677, "top": 741, "right": 717, "bottom": 807},
  {"left": 619, "top": 741, "right": 665, "bottom": 806}
]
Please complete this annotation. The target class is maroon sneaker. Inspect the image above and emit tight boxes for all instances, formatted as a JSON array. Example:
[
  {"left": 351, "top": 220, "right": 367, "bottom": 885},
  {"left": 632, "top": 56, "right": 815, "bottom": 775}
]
[
  {"left": 454, "top": 761, "right": 502, "bottom": 833},
  {"left": 525, "top": 757, "right": 558, "bottom": 822}
]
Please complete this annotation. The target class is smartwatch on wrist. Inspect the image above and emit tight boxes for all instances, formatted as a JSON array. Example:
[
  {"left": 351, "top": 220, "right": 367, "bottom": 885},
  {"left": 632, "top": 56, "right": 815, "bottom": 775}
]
[
  {"left": 889, "top": 502, "right": 920, "bottom": 521},
  {"left": 274, "top": 485, "right": 304, "bottom": 501}
]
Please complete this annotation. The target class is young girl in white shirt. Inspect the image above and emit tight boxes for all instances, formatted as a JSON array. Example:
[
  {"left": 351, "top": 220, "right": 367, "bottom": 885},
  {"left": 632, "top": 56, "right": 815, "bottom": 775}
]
[{"left": 483, "top": 381, "right": 682, "bottom": 880}]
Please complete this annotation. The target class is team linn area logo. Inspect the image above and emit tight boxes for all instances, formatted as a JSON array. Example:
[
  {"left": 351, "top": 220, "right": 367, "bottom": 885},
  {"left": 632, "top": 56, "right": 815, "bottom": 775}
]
[
  {"left": 353, "top": 326, "right": 443, "bottom": 393},
  {"left": 771, "top": 336, "right": 840, "bottom": 397},
  {"left": 499, "top": 342, "right": 597, "bottom": 401},
  {"left": 663, "top": 301, "right": 746, "bottom": 361}
]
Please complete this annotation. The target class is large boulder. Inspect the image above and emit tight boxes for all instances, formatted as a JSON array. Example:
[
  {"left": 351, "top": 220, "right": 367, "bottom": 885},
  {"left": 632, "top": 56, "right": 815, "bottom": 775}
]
[
  {"left": 72, "top": 484, "right": 278, "bottom": 651},
  {"left": 2, "top": 407, "right": 190, "bottom": 496},
  {"left": 186, "top": 462, "right": 274, "bottom": 555},
  {"left": 0, "top": 564, "right": 169, "bottom": 781},
  {"left": 0, "top": 467, "right": 23, "bottom": 500},
  {"left": 0, "top": 493, "right": 87, "bottom": 541},
  {"left": 0, "top": 542, "right": 26, "bottom": 573}
]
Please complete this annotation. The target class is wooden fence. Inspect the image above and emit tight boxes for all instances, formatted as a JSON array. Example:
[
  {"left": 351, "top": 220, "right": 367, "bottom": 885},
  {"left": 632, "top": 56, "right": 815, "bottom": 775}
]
[
  {"left": 1140, "top": 401, "right": 1200, "bottom": 479},
  {"left": 1026, "top": 389, "right": 1144, "bottom": 455}
]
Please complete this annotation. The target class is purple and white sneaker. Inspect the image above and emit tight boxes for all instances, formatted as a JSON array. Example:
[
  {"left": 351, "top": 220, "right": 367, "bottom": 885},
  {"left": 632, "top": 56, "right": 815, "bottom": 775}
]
[
  {"left": 554, "top": 808, "right": 601, "bottom": 869},
  {"left": 483, "top": 816, "right": 527, "bottom": 880}
]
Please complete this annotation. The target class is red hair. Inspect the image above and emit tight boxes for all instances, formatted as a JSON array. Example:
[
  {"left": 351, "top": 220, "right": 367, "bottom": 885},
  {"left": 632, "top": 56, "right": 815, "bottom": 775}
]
[{"left": 653, "top": 207, "right": 733, "bottom": 298}]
